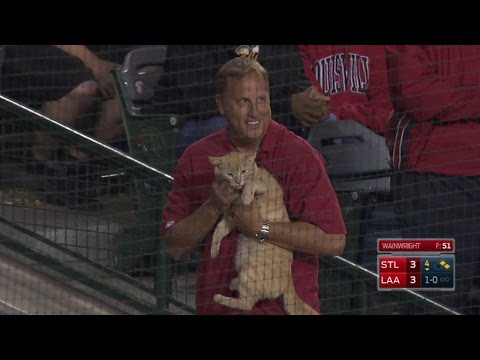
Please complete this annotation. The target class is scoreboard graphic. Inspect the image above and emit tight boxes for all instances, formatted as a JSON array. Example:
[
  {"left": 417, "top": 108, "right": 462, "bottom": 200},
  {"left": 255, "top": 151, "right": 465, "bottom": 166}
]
[{"left": 377, "top": 239, "right": 455, "bottom": 291}]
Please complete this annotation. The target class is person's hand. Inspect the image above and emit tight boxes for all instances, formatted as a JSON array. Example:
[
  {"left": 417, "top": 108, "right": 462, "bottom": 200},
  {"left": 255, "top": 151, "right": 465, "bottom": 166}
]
[
  {"left": 207, "top": 179, "right": 240, "bottom": 215},
  {"left": 291, "top": 86, "right": 331, "bottom": 127},
  {"left": 230, "top": 198, "right": 262, "bottom": 238},
  {"left": 90, "top": 59, "right": 122, "bottom": 98}
]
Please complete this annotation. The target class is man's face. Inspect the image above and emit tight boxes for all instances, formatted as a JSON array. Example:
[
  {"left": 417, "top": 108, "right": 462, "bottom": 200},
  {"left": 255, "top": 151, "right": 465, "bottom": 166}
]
[{"left": 216, "top": 71, "right": 271, "bottom": 146}]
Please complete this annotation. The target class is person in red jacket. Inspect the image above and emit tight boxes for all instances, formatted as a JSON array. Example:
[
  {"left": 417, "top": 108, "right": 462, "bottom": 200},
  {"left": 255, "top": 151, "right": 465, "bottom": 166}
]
[
  {"left": 387, "top": 45, "right": 480, "bottom": 315},
  {"left": 297, "top": 45, "right": 394, "bottom": 135}
]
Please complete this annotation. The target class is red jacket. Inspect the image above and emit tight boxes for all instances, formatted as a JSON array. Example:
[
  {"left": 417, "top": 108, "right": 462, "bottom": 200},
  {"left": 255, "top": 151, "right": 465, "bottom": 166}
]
[
  {"left": 299, "top": 45, "right": 394, "bottom": 135},
  {"left": 387, "top": 45, "right": 480, "bottom": 175}
]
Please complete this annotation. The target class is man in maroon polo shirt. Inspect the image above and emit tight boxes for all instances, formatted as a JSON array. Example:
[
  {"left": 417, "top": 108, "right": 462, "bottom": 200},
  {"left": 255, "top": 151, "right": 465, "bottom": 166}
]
[{"left": 161, "top": 57, "right": 346, "bottom": 315}]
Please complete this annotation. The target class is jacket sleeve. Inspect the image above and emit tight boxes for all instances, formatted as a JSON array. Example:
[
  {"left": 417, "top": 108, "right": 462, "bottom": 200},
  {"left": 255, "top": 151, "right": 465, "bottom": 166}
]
[
  {"left": 389, "top": 45, "right": 480, "bottom": 123},
  {"left": 328, "top": 47, "right": 393, "bottom": 135}
]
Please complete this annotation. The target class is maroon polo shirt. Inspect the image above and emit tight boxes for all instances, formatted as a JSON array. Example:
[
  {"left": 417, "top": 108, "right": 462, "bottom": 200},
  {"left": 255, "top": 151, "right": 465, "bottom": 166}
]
[{"left": 161, "top": 120, "right": 346, "bottom": 314}]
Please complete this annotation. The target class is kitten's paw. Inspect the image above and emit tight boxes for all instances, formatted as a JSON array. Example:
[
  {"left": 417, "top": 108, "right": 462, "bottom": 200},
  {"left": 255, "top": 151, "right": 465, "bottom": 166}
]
[
  {"left": 229, "top": 277, "right": 240, "bottom": 291},
  {"left": 210, "top": 243, "right": 220, "bottom": 258},
  {"left": 213, "top": 294, "right": 227, "bottom": 304},
  {"left": 242, "top": 192, "right": 255, "bottom": 206},
  {"left": 211, "top": 232, "right": 222, "bottom": 258}
]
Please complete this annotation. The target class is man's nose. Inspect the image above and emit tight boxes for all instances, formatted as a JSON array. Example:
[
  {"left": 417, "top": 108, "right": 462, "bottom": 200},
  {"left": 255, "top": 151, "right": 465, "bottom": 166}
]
[{"left": 248, "top": 102, "right": 258, "bottom": 117}]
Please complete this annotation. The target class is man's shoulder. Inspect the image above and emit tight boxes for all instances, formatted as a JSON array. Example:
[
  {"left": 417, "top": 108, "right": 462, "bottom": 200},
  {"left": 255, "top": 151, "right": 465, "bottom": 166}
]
[
  {"left": 182, "top": 129, "right": 226, "bottom": 158},
  {"left": 272, "top": 122, "right": 316, "bottom": 152}
]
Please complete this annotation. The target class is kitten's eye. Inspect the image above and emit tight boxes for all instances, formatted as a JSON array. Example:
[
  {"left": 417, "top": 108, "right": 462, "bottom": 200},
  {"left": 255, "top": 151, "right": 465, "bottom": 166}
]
[
  {"left": 241, "top": 170, "right": 246, "bottom": 174},
  {"left": 227, "top": 173, "right": 234, "bottom": 177}
]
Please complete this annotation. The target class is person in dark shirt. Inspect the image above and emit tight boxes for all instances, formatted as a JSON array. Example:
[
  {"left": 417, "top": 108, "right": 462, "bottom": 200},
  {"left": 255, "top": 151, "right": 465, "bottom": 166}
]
[{"left": 2, "top": 45, "right": 123, "bottom": 162}]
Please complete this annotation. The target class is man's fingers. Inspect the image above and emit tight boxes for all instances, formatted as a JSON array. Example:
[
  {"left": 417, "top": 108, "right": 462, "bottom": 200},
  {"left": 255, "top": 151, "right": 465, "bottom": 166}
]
[
  {"left": 303, "top": 106, "right": 329, "bottom": 118},
  {"left": 308, "top": 86, "right": 330, "bottom": 101},
  {"left": 298, "top": 113, "right": 319, "bottom": 126},
  {"left": 299, "top": 106, "right": 330, "bottom": 121},
  {"left": 299, "top": 110, "right": 329, "bottom": 125}
]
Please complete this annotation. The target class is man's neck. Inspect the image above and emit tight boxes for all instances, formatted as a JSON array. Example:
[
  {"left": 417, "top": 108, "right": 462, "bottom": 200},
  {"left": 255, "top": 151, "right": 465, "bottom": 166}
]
[{"left": 231, "top": 138, "right": 261, "bottom": 153}]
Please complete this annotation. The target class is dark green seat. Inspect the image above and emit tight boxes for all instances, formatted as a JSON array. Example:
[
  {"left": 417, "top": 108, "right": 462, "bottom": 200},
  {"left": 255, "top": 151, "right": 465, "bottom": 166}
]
[{"left": 111, "top": 47, "right": 182, "bottom": 284}]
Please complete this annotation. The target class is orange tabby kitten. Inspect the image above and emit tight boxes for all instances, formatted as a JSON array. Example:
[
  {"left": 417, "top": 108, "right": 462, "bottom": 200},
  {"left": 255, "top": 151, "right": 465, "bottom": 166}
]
[{"left": 208, "top": 152, "right": 319, "bottom": 315}]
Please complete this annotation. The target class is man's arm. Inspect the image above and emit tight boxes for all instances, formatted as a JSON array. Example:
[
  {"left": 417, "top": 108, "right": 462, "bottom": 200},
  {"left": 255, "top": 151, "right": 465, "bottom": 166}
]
[
  {"left": 54, "top": 45, "right": 120, "bottom": 97},
  {"left": 230, "top": 200, "right": 345, "bottom": 256},
  {"left": 389, "top": 45, "right": 480, "bottom": 123},
  {"left": 164, "top": 179, "right": 239, "bottom": 261},
  {"left": 164, "top": 200, "right": 221, "bottom": 261},
  {"left": 269, "top": 222, "right": 345, "bottom": 255},
  {"left": 54, "top": 45, "right": 99, "bottom": 69},
  {"left": 328, "top": 46, "right": 394, "bottom": 134},
  {"left": 231, "top": 140, "right": 347, "bottom": 256}
]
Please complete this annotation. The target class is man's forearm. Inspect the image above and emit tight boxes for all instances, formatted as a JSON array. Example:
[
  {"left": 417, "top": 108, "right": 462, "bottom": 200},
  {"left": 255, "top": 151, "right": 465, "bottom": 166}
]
[
  {"left": 164, "top": 201, "right": 221, "bottom": 260},
  {"left": 267, "top": 221, "right": 345, "bottom": 256},
  {"left": 54, "top": 45, "right": 98, "bottom": 69}
]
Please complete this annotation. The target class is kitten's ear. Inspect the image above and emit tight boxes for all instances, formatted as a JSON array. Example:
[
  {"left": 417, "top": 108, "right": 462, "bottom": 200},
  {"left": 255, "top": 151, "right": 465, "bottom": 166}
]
[{"left": 209, "top": 156, "right": 221, "bottom": 166}]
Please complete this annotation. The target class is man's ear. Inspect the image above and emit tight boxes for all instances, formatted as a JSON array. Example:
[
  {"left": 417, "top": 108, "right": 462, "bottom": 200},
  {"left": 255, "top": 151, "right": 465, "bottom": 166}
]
[
  {"left": 209, "top": 156, "right": 221, "bottom": 166},
  {"left": 216, "top": 95, "right": 225, "bottom": 116}
]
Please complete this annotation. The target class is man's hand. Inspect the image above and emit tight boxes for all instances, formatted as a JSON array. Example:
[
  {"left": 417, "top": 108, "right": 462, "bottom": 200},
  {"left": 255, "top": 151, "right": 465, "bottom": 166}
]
[
  {"left": 230, "top": 198, "right": 262, "bottom": 238},
  {"left": 291, "top": 86, "right": 331, "bottom": 127},
  {"left": 207, "top": 180, "right": 240, "bottom": 215},
  {"left": 90, "top": 59, "right": 122, "bottom": 98}
]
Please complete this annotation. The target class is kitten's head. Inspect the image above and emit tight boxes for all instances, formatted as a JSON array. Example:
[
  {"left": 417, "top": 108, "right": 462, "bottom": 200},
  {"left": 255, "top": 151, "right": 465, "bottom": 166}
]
[{"left": 209, "top": 152, "right": 257, "bottom": 190}]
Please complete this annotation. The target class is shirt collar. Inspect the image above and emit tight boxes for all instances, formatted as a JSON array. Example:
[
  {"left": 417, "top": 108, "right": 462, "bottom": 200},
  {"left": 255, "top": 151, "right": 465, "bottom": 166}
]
[{"left": 220, "top": 120, "right": 280, "bottom": 156}]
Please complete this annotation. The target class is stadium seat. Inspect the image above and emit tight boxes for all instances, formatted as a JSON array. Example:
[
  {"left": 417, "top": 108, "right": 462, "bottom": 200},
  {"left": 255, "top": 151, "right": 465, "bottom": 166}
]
[
  {"left": 308, "top": 119, "right": 394, "bottom": 313},
  {"left": 116, "top": 45, "right": 182, "bottom": 173},
  {"left": 111, "top": 46, "right": 182, "bottom": 276},
  {"left": 308, "top": 119, "right": 391, "bottom": 192}
]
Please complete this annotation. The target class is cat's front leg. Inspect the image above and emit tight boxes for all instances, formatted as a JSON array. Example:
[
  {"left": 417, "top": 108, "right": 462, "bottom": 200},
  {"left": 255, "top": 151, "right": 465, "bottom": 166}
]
[
  {"left": 255, "top": 178, "right": 267, "bottom": 195},
  {"left": 211, "top": 215, "right": 235, "bottom": 258},
  {"left": 242, "top": 180, "right": 256, "bottom": 205}
]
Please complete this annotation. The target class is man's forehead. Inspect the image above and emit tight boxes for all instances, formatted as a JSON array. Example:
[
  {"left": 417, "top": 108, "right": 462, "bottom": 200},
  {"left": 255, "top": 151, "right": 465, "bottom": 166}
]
[{"left": 225, "top": 74, "right": 268, "bottom": 93}]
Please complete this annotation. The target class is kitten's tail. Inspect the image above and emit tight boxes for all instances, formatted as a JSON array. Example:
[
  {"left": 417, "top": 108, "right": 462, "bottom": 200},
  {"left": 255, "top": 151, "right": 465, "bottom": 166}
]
[{"left": 283, "top": 281, "right": 320, "bottom": 315}]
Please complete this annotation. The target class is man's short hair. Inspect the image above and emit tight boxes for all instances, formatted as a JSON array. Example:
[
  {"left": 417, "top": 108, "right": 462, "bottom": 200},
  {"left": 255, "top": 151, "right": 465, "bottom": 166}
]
[{"left": 216, "top": 57, "right": 269, "bottom": 96}]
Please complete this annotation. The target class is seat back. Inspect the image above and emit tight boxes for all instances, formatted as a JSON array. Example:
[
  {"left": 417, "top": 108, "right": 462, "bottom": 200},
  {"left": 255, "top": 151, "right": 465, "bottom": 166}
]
[
  {"left": 114, "top": 46, "right": 182, "bottom": 173},
  {"left": 112, "top": 46, "right": 182, "bottom": 274},
  {"left": 308, "top": 120, "right": 391, "bottom": 192},
  {"left": 120, "top": 45, "right": 167, "bottom": 108}
]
